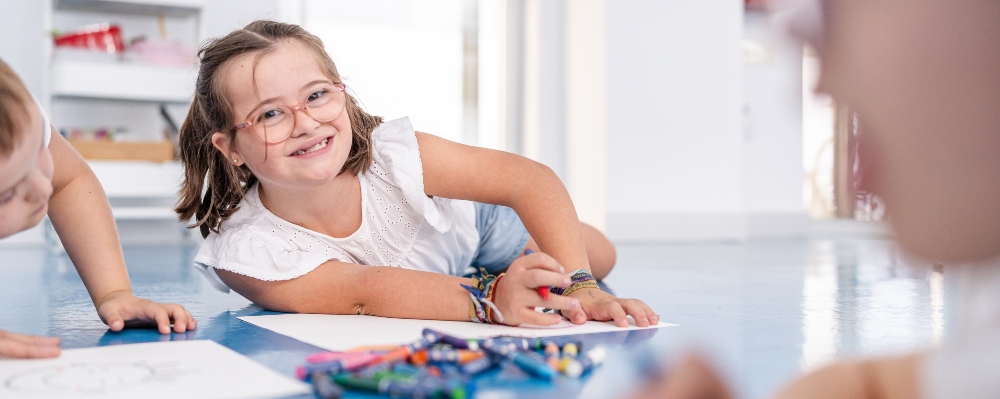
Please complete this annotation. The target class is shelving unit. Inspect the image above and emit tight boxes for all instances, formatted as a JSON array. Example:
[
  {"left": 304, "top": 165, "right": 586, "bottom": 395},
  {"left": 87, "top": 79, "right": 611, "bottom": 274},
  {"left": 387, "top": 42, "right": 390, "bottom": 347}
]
[
  {"left": 51, "top": 60, "right": 195, "bottom": 102},
  {"left": 44, "top": 0, "right": 203, "bottom": 229}
]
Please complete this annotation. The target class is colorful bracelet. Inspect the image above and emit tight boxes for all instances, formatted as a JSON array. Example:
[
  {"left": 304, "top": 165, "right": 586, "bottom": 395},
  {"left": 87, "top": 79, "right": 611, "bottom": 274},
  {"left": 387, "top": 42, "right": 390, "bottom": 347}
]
[
  {"left": 550, "top": 269, "right": 600, "bottom": 296},
  {"left": 462, "top": 268, "right": 506, "bottom": 324}
]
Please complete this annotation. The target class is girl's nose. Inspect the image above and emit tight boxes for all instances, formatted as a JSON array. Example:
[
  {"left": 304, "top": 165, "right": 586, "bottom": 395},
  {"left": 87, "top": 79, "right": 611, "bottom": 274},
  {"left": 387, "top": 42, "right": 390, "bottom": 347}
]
[
  {"left": 289, "top": 106, "right": 322, "bottom": 138},
  {"left": 24, "top": 170, "right": 53, "bottom": 205}
]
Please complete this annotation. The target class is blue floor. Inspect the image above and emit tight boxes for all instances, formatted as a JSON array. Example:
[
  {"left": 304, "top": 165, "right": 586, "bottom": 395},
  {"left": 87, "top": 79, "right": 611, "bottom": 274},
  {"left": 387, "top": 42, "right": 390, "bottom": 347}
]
[{"left": 0, "top": 238, "right": 949, "bottom": 399}]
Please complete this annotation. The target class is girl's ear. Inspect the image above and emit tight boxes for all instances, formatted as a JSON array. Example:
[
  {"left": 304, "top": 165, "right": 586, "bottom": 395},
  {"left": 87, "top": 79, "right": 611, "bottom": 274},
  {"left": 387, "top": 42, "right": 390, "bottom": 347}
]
[{"left": 211, "top": 132, "right": 242, "bottom": 166}]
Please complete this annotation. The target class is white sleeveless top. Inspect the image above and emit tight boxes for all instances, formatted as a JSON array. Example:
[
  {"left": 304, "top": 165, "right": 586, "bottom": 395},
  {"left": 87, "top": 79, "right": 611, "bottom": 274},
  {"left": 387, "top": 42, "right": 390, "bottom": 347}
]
[
  {"left": 193, "top": 117, "right": 480, "bottom": 293},
  {"left": 922, "top": 262, "right": 1000, "bottom": 398}
]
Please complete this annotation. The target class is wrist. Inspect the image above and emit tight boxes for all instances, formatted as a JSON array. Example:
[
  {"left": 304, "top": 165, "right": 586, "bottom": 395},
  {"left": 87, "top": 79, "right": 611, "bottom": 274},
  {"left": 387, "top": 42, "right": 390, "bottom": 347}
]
[
  {"left": 94, "top": 289, "right": 133, "bottom": 307},
  {"left": 551, "top": 269, "right": 599, "bottom": 296}
]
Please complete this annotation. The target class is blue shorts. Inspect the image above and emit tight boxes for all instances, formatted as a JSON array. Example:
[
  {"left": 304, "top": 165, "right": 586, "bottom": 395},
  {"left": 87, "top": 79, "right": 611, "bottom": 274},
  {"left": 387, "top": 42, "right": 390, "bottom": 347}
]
[{"left": 467, "top": 203, "right": 531, "bottom": 276}]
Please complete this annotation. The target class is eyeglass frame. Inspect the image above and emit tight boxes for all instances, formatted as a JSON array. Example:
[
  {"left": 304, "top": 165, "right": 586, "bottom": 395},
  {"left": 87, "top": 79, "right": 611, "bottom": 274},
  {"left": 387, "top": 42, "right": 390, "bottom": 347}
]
[{"left": 232, "top": 82, "right": 347, "bottom": 144}]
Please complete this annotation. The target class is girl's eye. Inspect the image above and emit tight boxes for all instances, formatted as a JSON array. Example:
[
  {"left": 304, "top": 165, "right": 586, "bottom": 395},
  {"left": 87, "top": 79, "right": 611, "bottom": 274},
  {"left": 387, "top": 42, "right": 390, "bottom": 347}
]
[
  {"left": 258, "top": 108, "right": 284, "bottom": 122},
  {"left": 0, "top": 190, "right": 14, "bottom": 206},
  {"left": 307, "top": 89, "right": 328, "bottom": 103}
]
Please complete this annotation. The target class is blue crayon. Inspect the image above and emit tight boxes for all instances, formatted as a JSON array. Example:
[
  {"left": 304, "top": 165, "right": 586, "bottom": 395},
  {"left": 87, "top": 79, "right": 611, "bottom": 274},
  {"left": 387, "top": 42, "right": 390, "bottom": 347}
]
[
  {"left": 482, "top": 340, "right": 557, "bottom": 380},
  {"left": 459, "top": 355, "right": 494, "bottom": 375},
  {"left": 422, "top": 328, "right": 470, "bottom": 349}
]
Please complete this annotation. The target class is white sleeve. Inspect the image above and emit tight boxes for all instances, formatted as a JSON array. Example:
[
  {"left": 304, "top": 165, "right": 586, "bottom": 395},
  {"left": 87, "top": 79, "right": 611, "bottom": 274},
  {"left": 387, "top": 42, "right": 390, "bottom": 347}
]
[
  {"left": 369, "top": 117, "right": 456, "bottom": 233},
  {"left": 921, "top": 264, "right": 1000, "bottom": 398},
  {"left": 30, "top": 94, "right": 52, "bottom": 147},
  {"left": 192, "top": 226, "right": 337, "bottom": 293}
]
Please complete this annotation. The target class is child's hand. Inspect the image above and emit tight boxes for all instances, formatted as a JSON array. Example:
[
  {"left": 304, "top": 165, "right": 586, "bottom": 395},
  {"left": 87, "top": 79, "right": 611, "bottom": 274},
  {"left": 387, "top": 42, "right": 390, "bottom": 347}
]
[
  {"left": 562, "top": 287, "right": 659, "bottom": 327},
  {"left": 493, "top": 252, "right": 581, "bottom": 326},
  {"left": 95, "top": 291, "right": 197, "bottom": 334},
  {"left": 0, "top": 330, "right": 61, "bottom": 359},
  {"left": 628, "top": 353, "right": 733, "bottom": 399}
]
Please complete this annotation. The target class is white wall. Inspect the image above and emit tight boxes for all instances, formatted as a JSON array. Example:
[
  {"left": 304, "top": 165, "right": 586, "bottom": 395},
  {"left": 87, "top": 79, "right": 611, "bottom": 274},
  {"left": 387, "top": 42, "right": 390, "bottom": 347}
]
[
  {"left": 743, "top": 12, "right": 809, "bottom": 236},
  {"left": 605, "top": 1, "right": 747, "bottom": 241}
]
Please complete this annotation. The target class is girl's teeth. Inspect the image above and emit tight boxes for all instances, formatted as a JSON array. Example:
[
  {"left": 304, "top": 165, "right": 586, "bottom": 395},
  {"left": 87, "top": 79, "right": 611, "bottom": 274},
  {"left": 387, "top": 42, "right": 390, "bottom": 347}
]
[{"left": 293, "top": 138, "right": 329, "bottom": 156}]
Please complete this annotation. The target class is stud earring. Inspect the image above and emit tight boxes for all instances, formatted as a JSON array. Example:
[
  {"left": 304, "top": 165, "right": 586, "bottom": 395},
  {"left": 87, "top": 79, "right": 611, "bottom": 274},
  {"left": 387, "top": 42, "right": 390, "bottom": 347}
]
[{"left": 234, "top": 158, "right": 240, "bottom": 165}]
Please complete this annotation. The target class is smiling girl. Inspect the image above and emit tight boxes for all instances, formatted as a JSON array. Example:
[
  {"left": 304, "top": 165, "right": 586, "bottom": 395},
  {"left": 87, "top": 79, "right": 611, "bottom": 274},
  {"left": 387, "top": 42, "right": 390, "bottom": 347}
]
[{"left": 176, "top": 20, "right": 656, "bottom": 327}]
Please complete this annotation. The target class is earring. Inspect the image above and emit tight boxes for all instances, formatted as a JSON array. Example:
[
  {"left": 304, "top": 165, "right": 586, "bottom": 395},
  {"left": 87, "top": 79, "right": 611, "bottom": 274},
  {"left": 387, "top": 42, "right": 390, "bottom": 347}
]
[{"left": 234, "top": 158, "right": 240, "bottom": 165}]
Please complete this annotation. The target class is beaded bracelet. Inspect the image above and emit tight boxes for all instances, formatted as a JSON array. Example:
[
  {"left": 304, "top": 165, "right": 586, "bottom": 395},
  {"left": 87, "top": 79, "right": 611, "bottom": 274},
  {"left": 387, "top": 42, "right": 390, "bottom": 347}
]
[
  {"left": 462, "top": 268, "right": 506, "bottom": 324},
  {"left": 550, "top": 269, "right": 600, "bottom": 296}
]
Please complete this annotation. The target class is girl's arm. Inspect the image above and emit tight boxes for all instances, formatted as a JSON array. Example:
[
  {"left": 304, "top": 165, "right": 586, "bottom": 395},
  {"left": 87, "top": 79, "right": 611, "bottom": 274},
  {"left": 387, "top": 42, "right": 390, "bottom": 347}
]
[
  {"left": 214, "top": 255, "right": 579, "bottom": 325},
  {"left": 415, "top": 132, "right": 658, "bottom": 327},
  {"left": 415, "top": 132, "right": 589, "bottom": 272},
  {"left": 46, "top": 130, "right": 196, "bottom": 334}
]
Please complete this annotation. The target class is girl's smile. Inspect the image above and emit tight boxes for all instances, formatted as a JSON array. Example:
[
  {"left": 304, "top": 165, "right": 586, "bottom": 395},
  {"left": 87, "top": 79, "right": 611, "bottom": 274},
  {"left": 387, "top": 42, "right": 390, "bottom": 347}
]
[{"left": 287, "top": 134, "right": 334, "bottom": 158}]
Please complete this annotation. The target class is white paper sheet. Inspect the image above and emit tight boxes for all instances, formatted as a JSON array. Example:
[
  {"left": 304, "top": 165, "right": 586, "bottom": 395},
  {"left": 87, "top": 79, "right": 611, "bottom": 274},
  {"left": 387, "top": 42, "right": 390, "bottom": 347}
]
[
  {"left": 239, "top": 314, "right": 674, "bottom": 351},
  {"left": 0, "top": 340, "right": 310, "bottom": 399}
]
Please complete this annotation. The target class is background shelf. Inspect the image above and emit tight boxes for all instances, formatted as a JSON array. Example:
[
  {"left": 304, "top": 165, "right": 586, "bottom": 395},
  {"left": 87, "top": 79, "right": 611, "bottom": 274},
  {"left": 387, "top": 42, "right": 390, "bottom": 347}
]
[
  {"left": 51, "top": 60, "right": 196, "bottom": 103},
  {"left": 54, "top": 0, "right": 204, "bottom": 17}
]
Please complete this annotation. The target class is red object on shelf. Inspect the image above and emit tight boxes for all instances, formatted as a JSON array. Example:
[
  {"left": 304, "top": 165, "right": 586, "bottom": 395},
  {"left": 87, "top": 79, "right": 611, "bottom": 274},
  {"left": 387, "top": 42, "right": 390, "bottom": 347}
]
[{"left": 53, "top": 24, "right": 125, "bottom": 54}]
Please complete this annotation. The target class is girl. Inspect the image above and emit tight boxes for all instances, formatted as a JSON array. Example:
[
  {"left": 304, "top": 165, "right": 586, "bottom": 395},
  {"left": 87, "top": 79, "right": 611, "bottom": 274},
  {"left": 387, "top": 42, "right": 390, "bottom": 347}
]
[
  {"left": 0, "top": 58, "right": 196, "bottom": 359},
  {"left": 176, "top": 20, "right": 658, "bottom": 327}
]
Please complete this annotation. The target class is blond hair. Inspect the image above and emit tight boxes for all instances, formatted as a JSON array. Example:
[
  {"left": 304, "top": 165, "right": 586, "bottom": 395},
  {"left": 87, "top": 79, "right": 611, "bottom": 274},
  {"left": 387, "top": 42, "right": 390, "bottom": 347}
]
[
  {"left": 175, "top": 20, "right": 383, "bottom": 238},
  {"left": 0, "top": 58, "right": 32, "bottom": 156}
]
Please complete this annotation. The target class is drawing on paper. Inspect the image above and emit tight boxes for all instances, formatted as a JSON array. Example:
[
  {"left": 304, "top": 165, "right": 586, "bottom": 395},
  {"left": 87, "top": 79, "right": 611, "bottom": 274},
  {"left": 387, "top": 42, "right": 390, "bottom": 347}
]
[{"left": 3, "top": 361, "right": 194, "bottom": 395}]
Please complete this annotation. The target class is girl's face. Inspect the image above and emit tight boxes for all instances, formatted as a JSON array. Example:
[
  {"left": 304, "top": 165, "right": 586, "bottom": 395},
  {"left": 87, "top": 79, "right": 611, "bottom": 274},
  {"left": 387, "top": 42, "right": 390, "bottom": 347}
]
[
  {"left": 213, "top": 39, "right": 354, "bottom": 192},
  {"left": 0, "top": 101, "right": 54, "bottom": 238}
]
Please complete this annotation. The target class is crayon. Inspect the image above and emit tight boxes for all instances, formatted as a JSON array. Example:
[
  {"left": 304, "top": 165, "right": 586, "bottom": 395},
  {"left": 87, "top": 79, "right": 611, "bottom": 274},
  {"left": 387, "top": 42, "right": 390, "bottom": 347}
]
[
  {"left": 544, "top": 342, "right": 560, "bottom": 368},
  {"left": 561, "top": 342, "right": 579, "bottom": 358},
  {"left": 459, "top": 355, "right": 494, "bottom": 375},
  {"left": 422, "top": 328, "right": 470, "bottom": 349},
  {"left": 296, "top": 352, "right": 380, "bottom": 379},
  {"left": 524, "top": 249, "right": 550, "bottom": 300},
  {"left": 482, "top": 339, "right": 557, "bottom": 380},
  {"left": 306, "top": 351, "right": 376, "bottom": 364},
  {"left": 563, "top": 347, "right": 607, "bottom": 378},
  {"left": 310, "top": 371, "right": 344, "bottom": 399}
]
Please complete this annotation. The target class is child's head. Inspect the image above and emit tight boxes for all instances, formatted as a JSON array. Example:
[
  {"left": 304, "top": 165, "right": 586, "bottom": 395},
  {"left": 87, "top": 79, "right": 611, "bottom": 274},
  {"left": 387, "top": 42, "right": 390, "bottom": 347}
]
[
  {"left": 809, "top": 0, "right": 1000, "bottom": 262},
  {"left": 0, "top": 58, "right": 54, "bottom": 239},
  {"left": 175, "top": 20, "right": 383, "bottom": 238}
]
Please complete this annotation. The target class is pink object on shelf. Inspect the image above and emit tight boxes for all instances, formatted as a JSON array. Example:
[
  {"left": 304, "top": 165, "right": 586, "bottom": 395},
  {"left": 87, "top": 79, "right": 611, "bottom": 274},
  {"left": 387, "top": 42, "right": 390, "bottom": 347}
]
[{"left": 129, "top": 39, "right": 194, "bottom": 66}]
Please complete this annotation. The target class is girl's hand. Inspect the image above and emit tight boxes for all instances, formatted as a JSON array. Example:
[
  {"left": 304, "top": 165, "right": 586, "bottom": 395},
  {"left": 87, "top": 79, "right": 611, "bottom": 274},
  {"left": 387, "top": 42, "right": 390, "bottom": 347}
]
[
  {"left": 493, "top": 252, "right": 581, "bottom": 326},
  {"left": 562, "top": 287, "right": 659, "bottom": 327},
  {"left": 0, "top": 330, "right": 61, "bottom": 359},
  {"left": 95, "top": 291, "right": 197, "bottom": 334}
]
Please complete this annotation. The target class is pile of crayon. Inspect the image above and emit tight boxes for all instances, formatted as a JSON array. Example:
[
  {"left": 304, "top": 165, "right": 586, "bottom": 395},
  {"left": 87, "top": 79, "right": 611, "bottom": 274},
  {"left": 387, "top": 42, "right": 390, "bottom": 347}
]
[{"left": 299, "top": 328, "right": 607, "bottom": 398}]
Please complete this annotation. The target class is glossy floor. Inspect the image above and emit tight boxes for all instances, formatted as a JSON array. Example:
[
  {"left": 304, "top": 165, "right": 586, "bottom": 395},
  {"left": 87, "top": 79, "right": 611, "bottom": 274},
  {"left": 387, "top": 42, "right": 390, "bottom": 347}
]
[{"left": 0, "top": 238, "right": 949, "bottom": 399}]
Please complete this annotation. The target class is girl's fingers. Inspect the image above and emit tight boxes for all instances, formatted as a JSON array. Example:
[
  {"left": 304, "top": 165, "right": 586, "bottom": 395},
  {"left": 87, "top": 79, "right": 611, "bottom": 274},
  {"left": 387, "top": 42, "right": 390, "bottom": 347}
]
[
  {"left": 168, "top": 305, "right": 188, "bottom": 333},
  {"left": 516, "top": 309, "right": 563, "bottom": 326},
  {"left": 523, "top": 269, "right": 572, "bottom": 289},
  {"left": 151, "top": 308, "right": 172, "bottom": 335},
  {"left": 515, "top": 252, "right": 565, "bottom": 273},
  {"left": 622, "top": 300, "right": 652, "bottom": 327},
  {"left": 534, "top": 293, "right": 580, "bottom": 312},
  {"left": 561, "top": 307, "right": 588, "bottom": 325},
  {"left": 594, "top": 301, "right": 629, "bottom": 327}
]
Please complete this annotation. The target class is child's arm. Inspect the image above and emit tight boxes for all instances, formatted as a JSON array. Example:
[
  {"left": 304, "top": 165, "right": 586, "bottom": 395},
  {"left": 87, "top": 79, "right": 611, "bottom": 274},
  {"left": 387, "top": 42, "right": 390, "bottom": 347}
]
[
  {"left": 415, "top": 132, "right": 658, "bottom": 327},
  {"left": 628, "top": 353, "right": 923, "bottom": 399},
  {"left": 772, "top": 354, "right": 922, "bottom": 399},
  {"left": 214, "top": 253, "right": 579, "bottom": 325},
  {"left": 45, "top": 131, "right": 196, "bottom": 334}
]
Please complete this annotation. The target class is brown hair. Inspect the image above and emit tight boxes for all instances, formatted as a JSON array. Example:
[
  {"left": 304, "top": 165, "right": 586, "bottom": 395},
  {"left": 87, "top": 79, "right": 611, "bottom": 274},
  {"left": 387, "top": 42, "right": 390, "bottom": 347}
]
[
  {"left": 0, "top": 58, "right": 32, "bottom": 157},
  {"left": 175, "top": 20, "right": 383, "bottom": 238}
]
